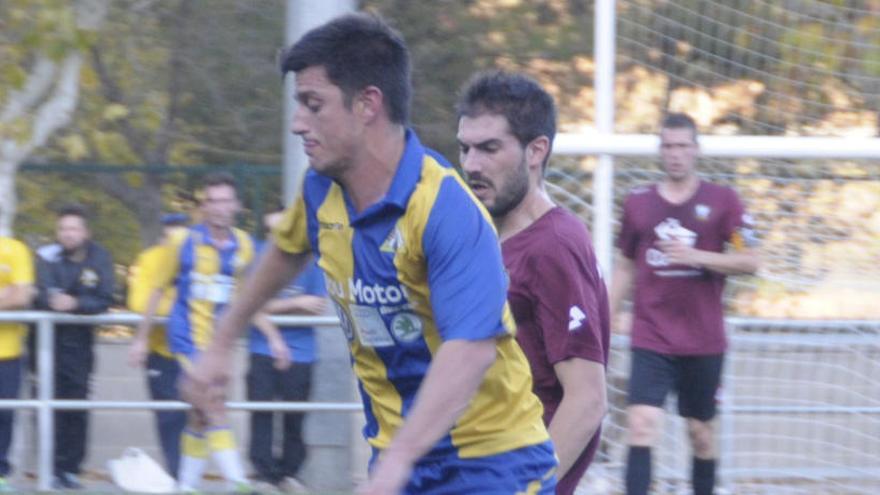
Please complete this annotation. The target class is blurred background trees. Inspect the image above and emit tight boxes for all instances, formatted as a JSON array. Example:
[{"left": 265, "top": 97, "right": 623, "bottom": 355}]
[{"left": 3, "top": 0, "right": 878, "bottom": 314}]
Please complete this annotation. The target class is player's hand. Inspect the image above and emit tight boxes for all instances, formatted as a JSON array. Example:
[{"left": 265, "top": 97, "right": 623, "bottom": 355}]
[
  {"left": 269, "top": 336, "right": 292, "bottom": 370},
  {"left": 298, "top": 296, "right": 328, "bottom": 315},
  {"left": 657, "top": 239, "right": 702, "bottom": 267},
  {"left": 179, "top": 345, "right": 232, "bottom": 418},
  {"left": 49, "top": 293, "right": 77, "bottom": 312},
  {"left": 127, "top": 337, "right": 148, "bottom": 368},
  {"left": 356, "top": 450, "right": 413, "bottom": 495}
]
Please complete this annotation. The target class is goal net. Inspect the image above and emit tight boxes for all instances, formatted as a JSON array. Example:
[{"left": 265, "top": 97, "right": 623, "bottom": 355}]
[{"left": 544, "top": 1, "right": 880, "bottom": 493}]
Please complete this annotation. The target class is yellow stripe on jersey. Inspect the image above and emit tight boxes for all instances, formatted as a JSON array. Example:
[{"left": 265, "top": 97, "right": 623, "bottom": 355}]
[
  {"left": 273, "top": 193, "right": 311, "bottom": 255},
  {"left": 316, "top": 184, "right": 406, "bottom": 446}
]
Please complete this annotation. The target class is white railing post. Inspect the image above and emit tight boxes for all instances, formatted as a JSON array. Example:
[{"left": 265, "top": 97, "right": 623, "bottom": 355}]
[
  {"left": 593, "top": 0, "right": 617, "bottom": 278},
  {"left": 720, "top": 320, "right": 737, "bottom": 492},
  {"left": 36, "top": 316, "right": 54, "bottom": 491}
]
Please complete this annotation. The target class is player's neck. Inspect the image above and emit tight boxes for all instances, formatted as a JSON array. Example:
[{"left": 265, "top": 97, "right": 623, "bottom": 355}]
[
  {"left": 659, "top": 174, "right": 700, "bottom": 204},
  {"left": 206, "top": 224, "right": 232, "bottom": 245},
  {"left": 496, "top": 186, "right": 555, "bottom": 242},
  {"left": 339, "top": 125, "right": 406, "bottom": 214}
]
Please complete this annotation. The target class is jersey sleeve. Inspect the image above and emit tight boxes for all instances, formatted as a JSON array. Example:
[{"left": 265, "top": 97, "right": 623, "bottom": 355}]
[
  {"left": 128, "top": 248, "right": 175, "bottom": 315},
  {"left": 273, "top": 194, "right": 311, "bottom": 255},
  {"left": 126, "top": 251, "right": 151, "bottom": 312},
  {"left": 724, "top": 189, "right": 759, "bottom": 250},
  {"left": 616, "top": 195, "right": 639, "bottom": 259},
  {"left": 531, "top": 247, "right": 607, "bottom": 366},
  {"left": 151, "top": 231, "right": 185, "bottom": 290},
  {"left": 302, "top": 262, "right": 327, "bottom": 297},
  {"left": 9, "top": 240, "right": 34, "bottom": 285},
  {"left": 423, "top": 178, "right": 511, "bottom": 341}
]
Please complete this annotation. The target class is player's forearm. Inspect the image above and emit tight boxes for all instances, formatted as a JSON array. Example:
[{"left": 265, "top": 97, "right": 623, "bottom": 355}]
[
  {"left": 210, "top": 245, "right": 306, "bottom": 349},
  {"left": 549, "top": 360, "right": 607, "bottom": 478},
  {"left": 0, "top": 285, "right": 35, "bottom": 310},
  {"left": 253, "top": 312, "right": 281, "bottom": 340},
  {"left": 264, "top": 295, "right": 324, "bottom": 315},
  {"left": 695, "top": 249, "right": 760, "bottom": 276},
  {"left": 134, "top": 289, "right": 164, "bottom": 341},
  {"left": 382, "top": 339, "right": 497, "bottom": 464},
  {"left": 609, "top": 257, "right": 635, "bottom": 317},
  {"left": 548, "top": 388, "right": 606, "bottom": 478}
]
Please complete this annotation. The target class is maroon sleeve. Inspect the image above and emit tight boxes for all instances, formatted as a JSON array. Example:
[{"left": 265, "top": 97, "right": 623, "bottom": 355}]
[
  {"left": 616, "top": 194, "right": 638, "bottom": 259},
  {"left": 723, "top": 189, "right": 758, "bottom": 249},
  {"left": 530, "top": 246, "right": 607, "bottom": 367}
]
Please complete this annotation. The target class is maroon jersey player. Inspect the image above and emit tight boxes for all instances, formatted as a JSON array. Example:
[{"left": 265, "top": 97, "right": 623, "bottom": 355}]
[
  {"left": 457, "top": 71, "right": 610, "bottom": 495},
  {"left": 611, "top": 113, "right": 760, "bottom": 495}
]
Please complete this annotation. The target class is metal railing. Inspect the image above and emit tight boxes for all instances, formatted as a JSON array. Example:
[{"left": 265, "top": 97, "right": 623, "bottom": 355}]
[
  {"left": 1, "top": 311, "right": 878, "bottom": 490},
  {"left": 0, "top": 311, "right": 360, "bottom": 491}
]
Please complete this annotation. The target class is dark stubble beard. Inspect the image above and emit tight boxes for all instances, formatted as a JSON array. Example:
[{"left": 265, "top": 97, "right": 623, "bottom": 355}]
[{"left": 488, "top": 157, "right": 530, "bottom": 219}]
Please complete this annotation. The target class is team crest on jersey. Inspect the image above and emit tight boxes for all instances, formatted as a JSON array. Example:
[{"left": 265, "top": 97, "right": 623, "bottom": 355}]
[
  {"left": 695, "top": 204, "right": 711, "bottom": 221},
  {"left": 333, "top": 303, "right": 355, "bottom": 342},
  {"left": 390, "top": 312, "right": 423, "bottom": 343},
  {"left": 380, "top": 227, "right": 404, "bottom": 254},
  {"left": 80, "top": 269, "right": 99, "bottom": 288}
]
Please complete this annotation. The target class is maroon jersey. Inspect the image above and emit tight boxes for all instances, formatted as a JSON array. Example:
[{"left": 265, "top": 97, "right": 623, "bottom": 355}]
[
  {"left": 617, "top": 181, "right": 756, "bottom": 355},
  {"left": 502, "top": 207, "right": 610, "bottom": 495}
]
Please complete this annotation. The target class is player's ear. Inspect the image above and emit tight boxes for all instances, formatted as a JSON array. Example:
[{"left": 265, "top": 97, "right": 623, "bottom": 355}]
[
  {"left": 526, "top": 136, "right": 551, "bottom": 171},
  {"left": 356, "top": 86, "right": 383, "bottom": 122}
]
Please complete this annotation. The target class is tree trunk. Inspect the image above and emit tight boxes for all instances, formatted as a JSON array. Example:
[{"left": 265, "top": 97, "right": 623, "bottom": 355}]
[{"left": 0, "top": 162, "right": 16, "bottom": 237}]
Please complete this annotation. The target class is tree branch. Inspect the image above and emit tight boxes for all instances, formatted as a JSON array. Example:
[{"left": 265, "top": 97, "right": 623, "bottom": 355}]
[
  {"left": 89, "top": 46, "right": 150, "bottom": 159},
  {"left": 150, "top": 0, "right": 192, "bottom": 165},
  {"left": 0, "top": 56, "right": 56, "bottom": 123}
]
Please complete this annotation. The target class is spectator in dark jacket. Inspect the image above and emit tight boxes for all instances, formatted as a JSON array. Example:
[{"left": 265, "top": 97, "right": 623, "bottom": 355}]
[{"left": 34, "top": 204, "right": 114, "bottom": 490}]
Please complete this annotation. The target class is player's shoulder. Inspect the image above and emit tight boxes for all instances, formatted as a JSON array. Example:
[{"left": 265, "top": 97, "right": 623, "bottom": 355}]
[
  {"left": 700, "top": 180, "right": 743, "bottom": 207},
  {"left": 626, "top": 183, "right": 654, "bottom": 198},
  {"left": 701, "top": 180, "right": 738, "bottom": 196},
  {"left": 0, "top": 237, "right": 30, "bottom": 257},
  {"left": 527, "top": 207, "right": 593, "bottom": 255},
  {"left": 299, "top": 169, "right": 336, "bottom": 208},
  {"left": 36, "top": 243, "right": 63, "bottom": 262}
]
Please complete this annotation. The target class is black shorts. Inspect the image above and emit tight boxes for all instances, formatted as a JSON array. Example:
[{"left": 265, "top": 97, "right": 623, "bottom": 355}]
[{"left": 627, "top": 348, "right": 724, "bottom": 421}]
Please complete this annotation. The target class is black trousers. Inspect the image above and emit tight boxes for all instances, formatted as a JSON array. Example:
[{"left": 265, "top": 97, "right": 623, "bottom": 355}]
[
  {"left": 53, "top": 332, "right": 94, "bottom": 476},
  {"left": 0, "top": 358, "right": 22, "bottom": 477},
  {"left": 246, "top": 354, "right": 313, "bottom": 483},
  {"left": 146, "top": 352, "right": 186, "bottom": 477}
]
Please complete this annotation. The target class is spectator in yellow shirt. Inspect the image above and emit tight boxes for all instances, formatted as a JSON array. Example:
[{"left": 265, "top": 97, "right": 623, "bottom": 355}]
[
  {"left": 0, "top": 235, "right": 35, "bottom": 492},
  {"left": 127, "top": 213, "right": 189, "bottom": 479}
]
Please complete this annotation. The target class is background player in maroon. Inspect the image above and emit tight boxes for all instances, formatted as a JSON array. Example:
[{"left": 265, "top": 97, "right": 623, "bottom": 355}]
[
  {"left": 611, "top": 113, "right": 760, "bottom": 495},
  {"left": 457, "top": 71, "right": 609, "bottom": 495}
]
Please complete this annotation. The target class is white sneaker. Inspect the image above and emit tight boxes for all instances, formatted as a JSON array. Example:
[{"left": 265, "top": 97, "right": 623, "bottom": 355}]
[{"left": 279, "top": 476, "right": 309, "bottom": 494}]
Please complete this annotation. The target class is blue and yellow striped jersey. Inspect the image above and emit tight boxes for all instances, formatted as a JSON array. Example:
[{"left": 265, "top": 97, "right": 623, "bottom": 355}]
[
  {"left": 153, "top": 224, "right": 255, "bottom": 357},
  {"left": 273, "top": 131, "right": 549, "bottom": 459}
]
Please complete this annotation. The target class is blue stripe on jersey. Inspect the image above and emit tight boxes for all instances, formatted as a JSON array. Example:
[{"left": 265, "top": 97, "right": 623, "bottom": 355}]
[
  {"left": 169, "top": 232, "right": 197, "bottom": 355},
  {"left": 300, "top": 173, "right": 334, "bottom": 258},
  {"left": 424, "top": 176, "right": 511, "bottom": 341}
]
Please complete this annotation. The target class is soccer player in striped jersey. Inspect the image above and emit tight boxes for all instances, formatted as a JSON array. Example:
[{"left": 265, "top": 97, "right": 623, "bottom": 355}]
[
  {"left": 134, "top": 174, "right": 287, "bottom": 493},
  {"left": 127, "top": 213, "right": 189, "bottom": 478},
  {"left": 181, "top": 13, "right": 558, "bottom": 495}
]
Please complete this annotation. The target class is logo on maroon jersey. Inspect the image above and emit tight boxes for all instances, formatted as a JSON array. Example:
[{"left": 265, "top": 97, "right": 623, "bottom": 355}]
[{"left": 695, "top": 204, "right": 711, "bottom": 220}]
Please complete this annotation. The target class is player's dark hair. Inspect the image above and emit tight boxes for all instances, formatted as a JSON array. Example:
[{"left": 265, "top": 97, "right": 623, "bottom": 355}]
[
  {"left": 56, "top": 203, "right": 89, "bottom": 222},
  {"left": 201, "top": 172, "right": 238, "bottom": 192},
  {"left": 661, "top": 112, "right": 698, "bottom": 140},
  {"left": 280, "top": 13, "right": 411, "bottom": 125},
  {"left": 456, "top": 71, "right": 557, "bottom": 169}
]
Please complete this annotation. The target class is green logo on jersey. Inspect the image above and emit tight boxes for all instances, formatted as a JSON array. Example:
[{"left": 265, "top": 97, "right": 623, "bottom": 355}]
[{"left": 391, "top": 312, "right": 423, "bottom": 343}]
